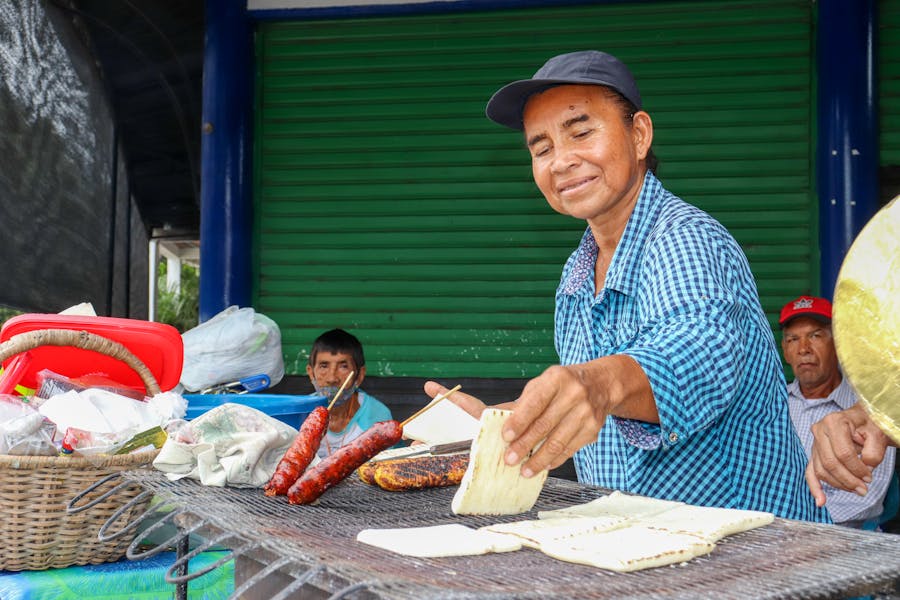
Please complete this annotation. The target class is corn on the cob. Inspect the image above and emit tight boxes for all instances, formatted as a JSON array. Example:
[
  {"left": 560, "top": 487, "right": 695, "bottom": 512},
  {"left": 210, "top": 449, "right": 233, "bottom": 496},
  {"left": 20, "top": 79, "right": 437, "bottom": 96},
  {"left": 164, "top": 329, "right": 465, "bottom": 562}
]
[{"left": 357, "top": 453, "right": 469, "bottom": 491}]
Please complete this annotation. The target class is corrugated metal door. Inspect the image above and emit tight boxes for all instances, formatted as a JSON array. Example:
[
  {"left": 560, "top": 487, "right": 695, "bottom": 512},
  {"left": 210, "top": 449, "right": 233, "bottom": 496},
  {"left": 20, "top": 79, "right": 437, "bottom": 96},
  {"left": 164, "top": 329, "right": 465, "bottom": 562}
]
[
  {"left": 881, "top": 0, "right": 900, "bottom": 166},
  {"left": 254, "top": 0, "right": 815, "bottom": 378}
]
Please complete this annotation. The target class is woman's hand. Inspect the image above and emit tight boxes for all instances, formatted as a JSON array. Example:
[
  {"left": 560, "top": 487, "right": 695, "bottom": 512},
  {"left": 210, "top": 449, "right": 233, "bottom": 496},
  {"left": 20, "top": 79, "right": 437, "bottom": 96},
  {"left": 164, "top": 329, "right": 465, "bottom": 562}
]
[
  {"left": 425, "top": 355, "right": 655, "bottom": 479},
  {"left": 500, "top": 365, "right": 606, "bottom": 477},
  {"left": 505, "top": 356, "right": 656, "bottom": 478}
]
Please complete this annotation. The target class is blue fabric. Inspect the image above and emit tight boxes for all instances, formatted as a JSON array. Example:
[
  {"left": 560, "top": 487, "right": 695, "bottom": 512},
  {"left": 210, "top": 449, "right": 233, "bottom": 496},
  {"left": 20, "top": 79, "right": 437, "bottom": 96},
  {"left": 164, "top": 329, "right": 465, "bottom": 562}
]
[
  {"left": 319, "top": 390, "right": 394, "bottom": 456},
  {"left": 351, "top": 390, "right": 393, "bottom": 430},
  {"left": 556, "top": 171, "right": 829, "bottom": 522},
  {"left": 880, "top": 472, "right": 900, "bottom": 525},
  {"left": 0, "top": 552, "right": 233, "bottom": 600}
]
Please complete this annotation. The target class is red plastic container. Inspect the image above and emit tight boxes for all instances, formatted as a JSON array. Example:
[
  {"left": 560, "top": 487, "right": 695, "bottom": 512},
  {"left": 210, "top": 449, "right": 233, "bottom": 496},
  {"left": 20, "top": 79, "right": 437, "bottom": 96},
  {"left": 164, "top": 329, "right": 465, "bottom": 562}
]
[{"left": 0, "top": 314, "right": 183, "bottom": 393}]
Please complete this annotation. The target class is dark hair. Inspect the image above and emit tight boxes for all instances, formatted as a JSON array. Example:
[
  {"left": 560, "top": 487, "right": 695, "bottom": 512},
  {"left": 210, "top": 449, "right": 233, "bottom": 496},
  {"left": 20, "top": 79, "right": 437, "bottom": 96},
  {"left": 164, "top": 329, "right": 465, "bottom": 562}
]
[
  {"left": 605, "top": 88, "right": 659, "bottom": 174},
  {"left": 309, "top": 328, "right": 365, "bottom": 369}
]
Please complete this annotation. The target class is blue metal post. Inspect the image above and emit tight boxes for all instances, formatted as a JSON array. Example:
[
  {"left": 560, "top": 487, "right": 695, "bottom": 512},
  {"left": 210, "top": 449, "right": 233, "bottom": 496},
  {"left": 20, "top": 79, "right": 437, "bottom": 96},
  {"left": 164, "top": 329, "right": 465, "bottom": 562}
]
[
  {"left": 817, "top": 0, "right": 879, "bottom": 301},
  {"left": 199, "top": 0, "right": 253, "bottom": 321}
]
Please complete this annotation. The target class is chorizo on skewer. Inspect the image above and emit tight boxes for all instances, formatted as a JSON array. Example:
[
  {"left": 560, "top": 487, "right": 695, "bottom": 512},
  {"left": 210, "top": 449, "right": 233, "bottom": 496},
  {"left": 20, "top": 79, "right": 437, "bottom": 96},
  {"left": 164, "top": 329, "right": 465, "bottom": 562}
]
[
  {"left": 287, "top": 419, "right": 403, "bottom": 504},
  {"left": 264, "top": 405, "right": 329, "bottom": 496}
]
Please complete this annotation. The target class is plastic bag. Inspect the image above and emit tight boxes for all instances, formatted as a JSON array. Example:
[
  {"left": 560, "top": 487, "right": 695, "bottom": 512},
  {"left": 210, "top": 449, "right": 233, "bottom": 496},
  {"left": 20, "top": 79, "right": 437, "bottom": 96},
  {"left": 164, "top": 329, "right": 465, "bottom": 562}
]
[
  {"left": 179, "top": 306, "right": 285, "bottom": 392},
  {"left": 0, "top": 396, "right": 57, "bottom": 456},
  {"left": 36, "top": 369, "right": 147, "bottom": 402},
  {"left": 38, "top": 388, "right": 187, "bottom": 443}
]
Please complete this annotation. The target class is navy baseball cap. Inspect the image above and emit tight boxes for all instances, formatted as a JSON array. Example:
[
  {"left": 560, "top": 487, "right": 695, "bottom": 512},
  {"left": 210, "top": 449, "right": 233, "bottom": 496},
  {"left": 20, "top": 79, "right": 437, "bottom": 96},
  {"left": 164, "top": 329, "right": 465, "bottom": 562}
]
[{"left": 485, "top": 50, "right": 642, "bottom": 131}]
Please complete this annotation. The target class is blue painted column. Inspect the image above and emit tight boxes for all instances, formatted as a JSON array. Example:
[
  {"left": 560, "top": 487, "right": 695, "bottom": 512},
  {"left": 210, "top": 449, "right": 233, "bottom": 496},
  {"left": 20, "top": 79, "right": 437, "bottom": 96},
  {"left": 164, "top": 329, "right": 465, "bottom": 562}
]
[
  {"left": 817, "top": 0, "right": 879, "bottom": 301},
  {"left": 199, "top": 0, "right": 253, "bottom": 321}
]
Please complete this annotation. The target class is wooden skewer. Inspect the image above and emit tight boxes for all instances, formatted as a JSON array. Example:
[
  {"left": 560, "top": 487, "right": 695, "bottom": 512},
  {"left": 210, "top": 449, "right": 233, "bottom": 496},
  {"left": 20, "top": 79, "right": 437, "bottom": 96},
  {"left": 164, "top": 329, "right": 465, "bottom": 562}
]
[
  {"left": 327, "top": 371, "right": 356, "bottom": 411},
  {"left": 400, "top": 384, "right": 462, "bottom": 428}
]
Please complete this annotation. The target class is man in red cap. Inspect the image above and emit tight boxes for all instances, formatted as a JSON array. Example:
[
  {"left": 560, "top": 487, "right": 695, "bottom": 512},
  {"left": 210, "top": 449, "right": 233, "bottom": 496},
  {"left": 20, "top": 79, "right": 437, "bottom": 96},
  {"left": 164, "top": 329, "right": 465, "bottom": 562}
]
[{"left": 780, "top": 295, "right": 897, "bottom": 528}]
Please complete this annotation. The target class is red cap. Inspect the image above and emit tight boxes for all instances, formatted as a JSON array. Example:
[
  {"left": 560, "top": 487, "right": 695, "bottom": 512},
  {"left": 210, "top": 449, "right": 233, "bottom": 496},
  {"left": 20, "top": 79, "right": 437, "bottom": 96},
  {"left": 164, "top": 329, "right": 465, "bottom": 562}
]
[{"left": 779, "top": 295, "right": 832, "bottom": 328}]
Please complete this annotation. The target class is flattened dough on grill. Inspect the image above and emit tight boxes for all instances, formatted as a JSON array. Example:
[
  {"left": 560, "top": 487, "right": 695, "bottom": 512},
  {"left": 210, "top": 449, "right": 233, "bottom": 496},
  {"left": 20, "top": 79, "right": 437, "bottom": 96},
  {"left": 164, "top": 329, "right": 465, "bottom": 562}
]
[
  {"left": 639, "top": 504, "right": 774, "bottom": 543},
  {"left": 451, "top": 408, "right": 548, "bottom": 515},
  {"left": 356, "top": 524, "right": 522, "bottom": 557},
  {"left": 480, "top": 515, "right": 630, "bottom": 549},
  {"left": 537, "top": 490, "right": 682, "bottom": 521},
  {"left": 540, "top": 525, "right": 715, "bottom": 572}
]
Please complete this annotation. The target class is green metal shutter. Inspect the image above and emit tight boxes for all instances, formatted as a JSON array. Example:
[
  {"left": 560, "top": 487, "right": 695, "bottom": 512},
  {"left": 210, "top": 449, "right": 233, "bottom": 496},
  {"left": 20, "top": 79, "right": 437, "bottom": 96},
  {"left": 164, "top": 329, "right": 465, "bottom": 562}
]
[
  {"left": 881, "top": 0, "right": 900, "bottom": 166},
  {"left": 253, "top": 0, "right": 815, "bottom": 378}
]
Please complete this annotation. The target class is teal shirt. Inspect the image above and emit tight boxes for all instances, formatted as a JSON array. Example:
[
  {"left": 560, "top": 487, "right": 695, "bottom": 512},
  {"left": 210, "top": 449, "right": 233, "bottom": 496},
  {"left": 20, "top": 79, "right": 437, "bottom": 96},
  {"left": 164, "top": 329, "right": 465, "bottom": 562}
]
[{"left": 317, "top": 390, "right": 393, "bottom": 457}]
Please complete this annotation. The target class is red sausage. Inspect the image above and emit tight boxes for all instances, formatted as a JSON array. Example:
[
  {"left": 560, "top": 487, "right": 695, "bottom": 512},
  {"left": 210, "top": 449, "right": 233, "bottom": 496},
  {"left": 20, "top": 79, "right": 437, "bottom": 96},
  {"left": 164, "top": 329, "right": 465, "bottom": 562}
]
[
  {"left": 287, "top": 420, "right": 403, "bottom": 504},
  {"left": 264, "top": 406, "right": 329, "bottom": 496}
]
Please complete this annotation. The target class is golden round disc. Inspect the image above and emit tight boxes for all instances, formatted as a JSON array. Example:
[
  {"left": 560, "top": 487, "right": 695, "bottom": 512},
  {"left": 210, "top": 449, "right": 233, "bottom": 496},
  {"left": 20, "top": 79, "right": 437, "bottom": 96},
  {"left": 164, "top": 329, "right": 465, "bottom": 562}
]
[{"left": 832, "top": 196, "right": 900, "bottom": 445}]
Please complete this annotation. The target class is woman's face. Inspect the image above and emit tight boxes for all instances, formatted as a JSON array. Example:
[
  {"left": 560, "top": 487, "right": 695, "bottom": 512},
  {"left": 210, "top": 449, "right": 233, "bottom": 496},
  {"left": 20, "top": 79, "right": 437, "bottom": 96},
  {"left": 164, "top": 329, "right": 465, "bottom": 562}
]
[{"left": 523, "top": 85, "right": 652, "bottom": 226}]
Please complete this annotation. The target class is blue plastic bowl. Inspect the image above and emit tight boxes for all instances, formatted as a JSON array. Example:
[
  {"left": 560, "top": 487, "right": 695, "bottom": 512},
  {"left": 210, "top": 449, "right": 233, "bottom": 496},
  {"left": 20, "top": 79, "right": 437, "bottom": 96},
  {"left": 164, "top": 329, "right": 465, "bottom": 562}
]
[{"left": 183, "top": 393, "right": 327, "bottom": 429}]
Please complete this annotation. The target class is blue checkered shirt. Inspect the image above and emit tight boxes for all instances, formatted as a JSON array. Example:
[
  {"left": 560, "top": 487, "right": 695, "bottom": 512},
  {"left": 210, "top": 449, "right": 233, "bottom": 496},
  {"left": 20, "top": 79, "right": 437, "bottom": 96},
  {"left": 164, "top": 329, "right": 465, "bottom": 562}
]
[{"left": 555, "top": 171, "right": 830, "bottom": 522}]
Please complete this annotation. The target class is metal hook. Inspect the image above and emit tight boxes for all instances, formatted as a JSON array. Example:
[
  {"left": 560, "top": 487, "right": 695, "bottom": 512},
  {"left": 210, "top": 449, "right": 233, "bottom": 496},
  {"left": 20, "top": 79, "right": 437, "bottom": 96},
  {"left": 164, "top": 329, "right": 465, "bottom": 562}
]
[
  {"left": 327, "top": 580, "right": 378, "bottom": 600},
  {"left": 126, "top": 509, "right": 205, "bottom": 560},
  {"left": 227, "top": 556, "right": 295, "bottom": 600},
  {"left": 267, "top": 564, "right": 327, "bottom": 600},
  {"left": 66, "top": 471, "right": 131, "bottom": 513},
  {"left": 164, "top": 532, "right": 249, "bottom": 584},
  {"left": 96, "top": 488, "right": 155, "bottom": 541}
]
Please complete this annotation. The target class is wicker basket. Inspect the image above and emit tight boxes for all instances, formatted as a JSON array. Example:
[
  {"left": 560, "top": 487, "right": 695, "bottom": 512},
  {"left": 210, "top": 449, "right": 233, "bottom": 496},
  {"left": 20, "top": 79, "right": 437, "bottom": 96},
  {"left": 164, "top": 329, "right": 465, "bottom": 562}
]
[{"left": 0, "top": 328, "right": 163, "bottom": 571}]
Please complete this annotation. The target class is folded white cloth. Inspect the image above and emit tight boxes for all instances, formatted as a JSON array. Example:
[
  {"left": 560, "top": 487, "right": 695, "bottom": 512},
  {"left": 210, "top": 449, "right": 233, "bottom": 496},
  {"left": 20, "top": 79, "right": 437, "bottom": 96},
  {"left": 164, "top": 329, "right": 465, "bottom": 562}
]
[{"left": 153, "top": 403, "right": 307, "bottom": 488}]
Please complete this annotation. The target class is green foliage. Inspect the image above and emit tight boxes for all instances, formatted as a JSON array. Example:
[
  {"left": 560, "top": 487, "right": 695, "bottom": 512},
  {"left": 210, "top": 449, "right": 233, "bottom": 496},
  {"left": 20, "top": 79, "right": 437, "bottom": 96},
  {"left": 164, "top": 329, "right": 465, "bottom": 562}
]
[
  {"left": 0, "top": 306, "right": 23, "bottom": 324},
  {"left": 157, "top": 261, "right": 199, "bottom": 333}
]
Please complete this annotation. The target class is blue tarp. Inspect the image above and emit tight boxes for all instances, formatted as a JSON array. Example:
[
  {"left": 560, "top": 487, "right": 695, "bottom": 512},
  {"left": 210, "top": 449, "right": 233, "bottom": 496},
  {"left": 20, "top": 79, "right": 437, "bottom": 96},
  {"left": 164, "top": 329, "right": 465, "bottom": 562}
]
[{"left": 0, "top": 551, "right": 233, "bottom": 600}]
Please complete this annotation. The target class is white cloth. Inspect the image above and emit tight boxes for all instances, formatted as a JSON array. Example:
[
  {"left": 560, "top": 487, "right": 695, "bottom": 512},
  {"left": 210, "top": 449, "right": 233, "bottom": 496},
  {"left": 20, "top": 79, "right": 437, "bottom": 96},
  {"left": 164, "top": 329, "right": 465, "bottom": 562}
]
[{"left": 153, "top": 402, "right": 307, "bottom": 488}]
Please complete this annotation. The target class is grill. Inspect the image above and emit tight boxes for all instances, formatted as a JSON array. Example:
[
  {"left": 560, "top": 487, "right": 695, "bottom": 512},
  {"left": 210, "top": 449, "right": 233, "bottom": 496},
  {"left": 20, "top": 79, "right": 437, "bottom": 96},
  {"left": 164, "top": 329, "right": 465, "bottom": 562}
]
[{"left": 110, "top": 469, "right": 900, "bottom": 599}]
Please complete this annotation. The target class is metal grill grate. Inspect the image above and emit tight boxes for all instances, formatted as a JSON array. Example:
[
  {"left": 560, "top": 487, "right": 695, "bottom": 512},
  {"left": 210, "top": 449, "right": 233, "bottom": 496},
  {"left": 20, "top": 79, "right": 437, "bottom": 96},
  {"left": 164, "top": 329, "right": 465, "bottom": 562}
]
[{"left": 120, "top": 469, "right": 900, "bottom": 599}]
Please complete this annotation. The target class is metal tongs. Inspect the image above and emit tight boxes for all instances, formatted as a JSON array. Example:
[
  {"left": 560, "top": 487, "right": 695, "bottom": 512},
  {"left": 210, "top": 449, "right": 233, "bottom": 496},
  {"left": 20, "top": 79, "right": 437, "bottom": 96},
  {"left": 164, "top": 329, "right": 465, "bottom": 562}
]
[
  {"left": 200, "top": 373, "right": 271, "bottom": 395},
  {"left": 369, "top": 439, "right": 472, "bottom": 463}
]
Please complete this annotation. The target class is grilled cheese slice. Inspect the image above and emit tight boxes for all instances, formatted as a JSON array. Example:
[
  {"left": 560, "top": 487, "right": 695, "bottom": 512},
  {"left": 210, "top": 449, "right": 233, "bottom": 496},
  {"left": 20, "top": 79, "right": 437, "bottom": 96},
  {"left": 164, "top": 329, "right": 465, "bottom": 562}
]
[
  {"left": 638, "top": 504, "right": 774, "bottom": 542},
  {"left": 451, "top": 409, "right": 548, "bottom": 515},
  {"left": 537, "top": 490, "right": 682, "bottom": 521},
  {"left": 540, "top": 525, "right": 715, "bottom": 572},
  {"left": 356, "top": 524, "right": 521, "bottom": 557},
  {"left": 481, "top": 515, "right": 630, "bottom": 549}
]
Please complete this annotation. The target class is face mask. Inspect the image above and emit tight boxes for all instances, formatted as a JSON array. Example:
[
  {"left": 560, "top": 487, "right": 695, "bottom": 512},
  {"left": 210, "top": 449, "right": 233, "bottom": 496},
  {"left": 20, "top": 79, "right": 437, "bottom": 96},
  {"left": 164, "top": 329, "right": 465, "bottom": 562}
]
[{"left": 313, "top": 382, "right": 358, "bottom": 408}]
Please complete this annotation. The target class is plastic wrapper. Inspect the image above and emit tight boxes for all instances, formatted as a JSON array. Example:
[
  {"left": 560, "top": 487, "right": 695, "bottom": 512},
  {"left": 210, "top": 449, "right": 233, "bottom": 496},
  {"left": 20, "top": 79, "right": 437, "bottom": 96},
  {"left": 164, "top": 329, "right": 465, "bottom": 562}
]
[
  {"left": 61, "top": 426, "right": 133, "bottom": 457},
  {"left": 38, "top": 388, "right": 187, "bottom": 445},
  {"left": 36, "top": 368, "right": 147, "bottom": 402},
  {"left": 59, "top": 425, "right": 169, "bottom": 460},
  {"left": 179, "top": 306, "right": 285, "bottom": 392},
  {"left": 0, "top": 395, "right": 57, "bottom": 456}
]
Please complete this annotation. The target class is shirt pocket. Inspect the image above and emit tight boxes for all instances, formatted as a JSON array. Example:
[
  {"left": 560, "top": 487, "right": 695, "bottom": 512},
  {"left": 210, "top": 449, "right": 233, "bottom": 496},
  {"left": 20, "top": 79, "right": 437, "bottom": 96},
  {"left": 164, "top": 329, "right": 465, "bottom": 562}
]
[
  {"left": 593, "top": 291, "right": 641, "bottom": 354},
  {"left": 609, "top": 320, "right": 640, "bottom": 352}
]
